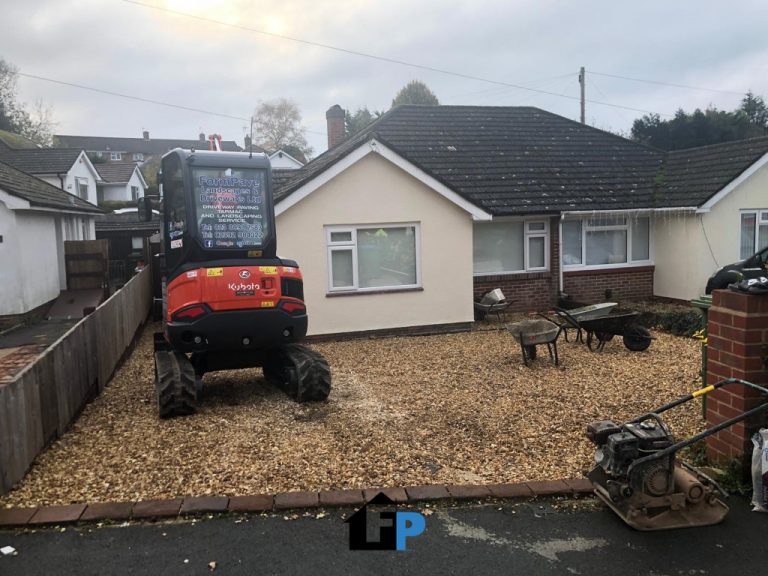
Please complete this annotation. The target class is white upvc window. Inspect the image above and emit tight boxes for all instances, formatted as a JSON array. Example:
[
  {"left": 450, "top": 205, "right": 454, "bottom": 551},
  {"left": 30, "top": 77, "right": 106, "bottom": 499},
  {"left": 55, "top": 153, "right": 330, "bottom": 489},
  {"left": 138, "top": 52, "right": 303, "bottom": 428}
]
[
  {"left": 75, "top": 177, "right": 89, "bottom": 200},
  {"left": 131, "top": 185, "right": 139, "bottom": 200},
  {"left": 133, "top": 152, "right": 144, "bottom": 162},
  {"left": 562, "top": 215, "right": 651, "bottom": 270},
  {"left": 740, "top": 210, "right": 768, "bottom": 259},
  {"left": 326, "top": 224, "right": 421, "bottom": 293},
  {"left": 110, "top": 152, "right": 122, "bottom": 161},
  {"left": 473, "top": 218, "right": 549, "bottom": 275}
]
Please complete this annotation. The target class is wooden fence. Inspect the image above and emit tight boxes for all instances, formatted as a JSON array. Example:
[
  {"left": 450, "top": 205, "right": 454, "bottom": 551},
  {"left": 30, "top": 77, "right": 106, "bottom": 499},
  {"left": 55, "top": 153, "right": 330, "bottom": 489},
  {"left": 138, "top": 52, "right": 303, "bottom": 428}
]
[{"left": 0, "top": 266, "right": 153, "bottom": 495}]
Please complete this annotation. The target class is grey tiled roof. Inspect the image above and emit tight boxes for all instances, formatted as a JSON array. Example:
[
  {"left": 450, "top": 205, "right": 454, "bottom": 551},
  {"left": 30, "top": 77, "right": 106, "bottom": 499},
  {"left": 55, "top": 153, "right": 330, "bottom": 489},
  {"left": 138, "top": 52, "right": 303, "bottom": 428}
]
[
  {"left": 0, "top": 161, "right": 102, "bottom": 213},
  {"left": 55, "top": 135, "right": 248, "bottom": 155},
  {"left": 95, "top": 162, "right": 141, "bottom": 184},
  {"left": 0, "top": 147, "right": 83, "bottom": 175},
  {"left": 659, "top": 136, "right": 768, "bottom": 207},
  {"left": 275, "top": 105, "right": 666, "bottom": 215},
  {"left": 274, "top": 105, "right": 768, "bottom": 215},
  {"left": 95, "top": 210, "right": 161, "bottom": 232}
]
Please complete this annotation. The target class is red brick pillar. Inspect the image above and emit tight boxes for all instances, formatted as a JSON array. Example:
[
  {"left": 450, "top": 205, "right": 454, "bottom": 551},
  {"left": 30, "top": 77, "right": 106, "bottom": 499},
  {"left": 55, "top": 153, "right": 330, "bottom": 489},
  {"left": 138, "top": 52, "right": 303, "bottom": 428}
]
[{"left": 705, "top": 290, "right": 768, "bottom": 464}]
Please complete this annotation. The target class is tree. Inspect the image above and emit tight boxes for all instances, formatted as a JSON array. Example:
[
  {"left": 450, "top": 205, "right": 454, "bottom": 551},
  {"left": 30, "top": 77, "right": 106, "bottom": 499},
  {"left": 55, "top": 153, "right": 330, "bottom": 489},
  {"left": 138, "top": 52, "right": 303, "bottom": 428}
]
[
  {"left": 391, "top": 80, "right": 439, "bottom": 107},
  {"left": 0, "top": 59, "right": 56, "bottom": 146},
  {"left": 252, "top": 98, "right": 313, "bottom": 158},
  {"left": 345, "top": 106, "right": 382, "bottom": 137},
  {"left": 630, "top": 93, "right": 768, "bottom": 150}
]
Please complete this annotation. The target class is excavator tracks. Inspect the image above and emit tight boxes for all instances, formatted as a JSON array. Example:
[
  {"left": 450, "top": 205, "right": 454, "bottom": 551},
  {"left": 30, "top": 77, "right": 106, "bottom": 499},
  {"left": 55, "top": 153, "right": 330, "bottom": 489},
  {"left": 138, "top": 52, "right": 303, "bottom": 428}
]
[
  {"left": 155, "top": 350, "right": 198, "bottom": 418},
  {"left": 263, "top": 344, "right": 332, "bottom": 402}
]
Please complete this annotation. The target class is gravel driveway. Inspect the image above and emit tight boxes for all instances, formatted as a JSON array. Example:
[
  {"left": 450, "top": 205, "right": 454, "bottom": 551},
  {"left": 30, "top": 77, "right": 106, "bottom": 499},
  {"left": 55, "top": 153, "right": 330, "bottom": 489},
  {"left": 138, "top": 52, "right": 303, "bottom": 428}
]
[{"left": 1, "top": 323, "right": 704, "bottom": 507}]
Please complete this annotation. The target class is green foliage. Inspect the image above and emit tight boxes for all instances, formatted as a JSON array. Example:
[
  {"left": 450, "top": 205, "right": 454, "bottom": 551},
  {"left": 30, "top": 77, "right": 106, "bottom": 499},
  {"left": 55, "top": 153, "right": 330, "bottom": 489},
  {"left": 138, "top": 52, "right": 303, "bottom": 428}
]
[
  {"left": 345, "top": 106, "right": 382, "bottom": 137},
  {"left": 637, "top": 308, "right": 704, "bottom": 337},
  {"left": 0, "top": 58, "right": 56, "bottom": 147},
  {"left": 631, "top": 92, "right": 768, "bottom": 150},
  {"left": 87, "top": 152, "right": 107, "bottom": 164},
  {"left": 392, "top": 80, "right": 439, "bottom": 107}
]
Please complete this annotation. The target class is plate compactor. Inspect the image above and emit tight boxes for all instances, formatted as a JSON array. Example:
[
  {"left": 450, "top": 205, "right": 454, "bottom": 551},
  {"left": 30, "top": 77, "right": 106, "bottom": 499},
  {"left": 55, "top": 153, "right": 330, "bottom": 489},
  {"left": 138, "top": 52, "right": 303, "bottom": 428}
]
[
  {"left": 140, "top": 149, "right": 331, "bottom": 418},
  {"left": 586, "top": 378, "right": 768, "bottom": 530}
]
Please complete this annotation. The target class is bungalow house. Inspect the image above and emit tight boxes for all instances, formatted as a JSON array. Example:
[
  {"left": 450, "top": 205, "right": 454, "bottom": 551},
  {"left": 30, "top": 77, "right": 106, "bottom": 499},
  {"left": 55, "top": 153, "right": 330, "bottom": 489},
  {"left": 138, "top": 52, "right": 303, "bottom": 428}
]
[
  {"left": 55, "top": 131, "right": 248, "bottom": 165},
  {"left": 95, "top": 163, "right": 148, "bottom": 203},
  {"left": 0, "top": 146, "right": 100, "bottom": 207},
  {"left": 270, "top": 105, "right": 768, "bottom": 337},
  {"left": 652, "top": 136, "right": 768, "bottom": 301},
  {"left": 0, "top": 161, "right": 103, "bottom": 324}
]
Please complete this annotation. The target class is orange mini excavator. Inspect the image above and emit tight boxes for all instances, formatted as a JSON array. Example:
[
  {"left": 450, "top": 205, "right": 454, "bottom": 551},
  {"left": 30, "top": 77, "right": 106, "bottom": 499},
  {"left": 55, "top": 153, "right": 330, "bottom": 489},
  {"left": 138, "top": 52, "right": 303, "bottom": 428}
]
[{"left": 139, "top": 148, "right": 330, "bottom": 418}]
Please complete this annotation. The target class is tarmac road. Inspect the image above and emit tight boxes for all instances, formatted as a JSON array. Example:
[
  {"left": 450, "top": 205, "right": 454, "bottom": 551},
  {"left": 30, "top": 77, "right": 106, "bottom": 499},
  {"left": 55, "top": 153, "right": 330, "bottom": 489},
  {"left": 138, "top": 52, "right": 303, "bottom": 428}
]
[{"left": 1, "top": 495, "right": 765, "bottom": 576}]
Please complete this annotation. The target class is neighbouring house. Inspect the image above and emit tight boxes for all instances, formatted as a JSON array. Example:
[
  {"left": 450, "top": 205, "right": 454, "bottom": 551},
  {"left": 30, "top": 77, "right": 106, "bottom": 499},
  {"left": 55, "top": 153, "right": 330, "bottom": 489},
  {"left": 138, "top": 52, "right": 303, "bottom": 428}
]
[
  {"left": 652, "top": 137, "right": 768, "bottom": 301},
  {"left": 268, "top": 149, "right": 305, "bottom": 169},
  {"left": 95, "top": 208, "right": 161, "bottom": 287},
  {"left": 95, "top": 162, "right": 148, "bottom": 203},
  {"left": 0, "top": 145, "right": 100, "bottom": 206},
  {"left": 269, "top": 104, "right": 768, "bottom": 337},
  {"left": 0, "top": 160, "right": 103, "bottom": 323},
  {"left": 55, "top": 131, "right": 248, "bottom": 165}
]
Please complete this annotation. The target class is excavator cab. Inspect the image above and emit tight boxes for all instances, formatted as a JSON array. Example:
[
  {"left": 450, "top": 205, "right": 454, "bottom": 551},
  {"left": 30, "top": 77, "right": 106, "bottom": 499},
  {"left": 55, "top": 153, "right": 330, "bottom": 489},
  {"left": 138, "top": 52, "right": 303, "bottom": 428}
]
[{"left": 143, "top": 148, "right": 330, "bottom": 418}]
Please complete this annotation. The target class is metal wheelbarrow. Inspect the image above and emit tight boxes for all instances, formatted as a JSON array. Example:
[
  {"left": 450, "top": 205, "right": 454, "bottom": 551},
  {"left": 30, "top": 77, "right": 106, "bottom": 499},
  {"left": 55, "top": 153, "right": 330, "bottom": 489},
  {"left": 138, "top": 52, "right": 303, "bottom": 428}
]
[{"left": 507, "top": 318, "right": 561, "bottom": 366}]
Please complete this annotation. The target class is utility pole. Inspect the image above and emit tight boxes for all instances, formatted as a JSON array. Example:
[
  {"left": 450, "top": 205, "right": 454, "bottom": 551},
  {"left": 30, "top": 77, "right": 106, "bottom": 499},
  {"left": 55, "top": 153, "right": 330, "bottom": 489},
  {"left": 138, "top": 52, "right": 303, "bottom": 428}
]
[{"left": 579, "top": 66, "right": 586, "bottom": 124}]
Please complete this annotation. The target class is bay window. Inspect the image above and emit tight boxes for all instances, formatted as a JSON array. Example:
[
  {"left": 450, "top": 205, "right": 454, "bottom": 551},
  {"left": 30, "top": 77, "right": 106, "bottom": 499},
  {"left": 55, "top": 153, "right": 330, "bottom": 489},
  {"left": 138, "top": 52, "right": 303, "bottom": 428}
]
[
  {"left": 562, "top": 215, "right": 651, "bottom": 269},
  {"left": 326, "top": 224, "right": 420, "bottom": 293},
  {"left": 473, "top": 219, "right": 549, "bottom": 275},
  {"left": 740, "top": 210, "right": 768, "bottom": 259}
]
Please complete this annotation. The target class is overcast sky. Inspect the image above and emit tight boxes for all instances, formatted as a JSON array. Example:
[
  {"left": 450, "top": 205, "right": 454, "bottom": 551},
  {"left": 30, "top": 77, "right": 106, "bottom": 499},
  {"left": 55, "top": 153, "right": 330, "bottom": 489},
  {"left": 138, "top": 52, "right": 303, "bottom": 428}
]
[{"left": 2, "top": 0, "right": 767, "bottom": 156}]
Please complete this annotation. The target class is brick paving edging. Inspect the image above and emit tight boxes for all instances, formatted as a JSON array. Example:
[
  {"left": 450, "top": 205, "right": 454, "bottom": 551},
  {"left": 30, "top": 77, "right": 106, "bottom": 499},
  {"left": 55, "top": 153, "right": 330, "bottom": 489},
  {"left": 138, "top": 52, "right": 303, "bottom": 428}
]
[{"left": 0, "top": 479, "right": 594, "bottom": 528}]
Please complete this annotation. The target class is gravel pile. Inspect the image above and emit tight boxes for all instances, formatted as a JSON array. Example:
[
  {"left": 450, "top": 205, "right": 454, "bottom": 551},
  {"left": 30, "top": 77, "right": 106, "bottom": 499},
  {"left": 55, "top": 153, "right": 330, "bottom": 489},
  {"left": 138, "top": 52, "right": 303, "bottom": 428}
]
[{"left": 1, "top": 324, "right": 704, "bottom": 507}]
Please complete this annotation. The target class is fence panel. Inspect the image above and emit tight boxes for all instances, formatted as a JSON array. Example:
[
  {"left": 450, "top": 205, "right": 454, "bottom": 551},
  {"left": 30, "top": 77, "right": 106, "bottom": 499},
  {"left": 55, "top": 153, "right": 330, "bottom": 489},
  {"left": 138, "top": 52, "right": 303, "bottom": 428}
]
[{"left": 0, "top": 266, "right": 152, "bottom": 494}]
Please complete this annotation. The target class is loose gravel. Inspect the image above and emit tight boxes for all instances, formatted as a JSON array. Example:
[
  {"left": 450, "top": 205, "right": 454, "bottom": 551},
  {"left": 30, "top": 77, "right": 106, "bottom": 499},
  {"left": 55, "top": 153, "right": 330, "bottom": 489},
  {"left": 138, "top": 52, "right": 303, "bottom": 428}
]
[{"left": 1, "top": 324, "right": 705, "bottom": 507}]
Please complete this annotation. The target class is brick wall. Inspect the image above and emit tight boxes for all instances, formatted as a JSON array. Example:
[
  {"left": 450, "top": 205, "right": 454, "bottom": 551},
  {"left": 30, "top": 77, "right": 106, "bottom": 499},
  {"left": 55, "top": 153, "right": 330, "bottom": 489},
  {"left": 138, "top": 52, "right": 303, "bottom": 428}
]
[
  {"left": 705, "top": 290, "right": 768, "bottom": 464},
  {"left": 563, "top": 266, "right": 654, "bottom": 304},
  {"left": 473, "top": 216, "right": 560, "bottom": 312}
]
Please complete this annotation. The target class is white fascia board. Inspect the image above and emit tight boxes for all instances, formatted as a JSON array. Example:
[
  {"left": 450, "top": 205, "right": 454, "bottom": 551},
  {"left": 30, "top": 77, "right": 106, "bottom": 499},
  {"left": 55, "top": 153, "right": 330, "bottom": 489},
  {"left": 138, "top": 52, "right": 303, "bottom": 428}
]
[
  {"left": 78, "top": 150, "right": 101, "bottom": 181},
  {"left": 275, "top": 138, "right": 492, "bottom": 221},
  {"left": 135, "top": 165, "right": 149, "bottom": 188},
  {"left": 0, "top": 189, "right": 31, "bottom": 210},
  {"left": 560, "top": 207, "right": 696, "bottom": 218},
  {"left": 697, "top": 151, "right": 768, "bottom": 213}
]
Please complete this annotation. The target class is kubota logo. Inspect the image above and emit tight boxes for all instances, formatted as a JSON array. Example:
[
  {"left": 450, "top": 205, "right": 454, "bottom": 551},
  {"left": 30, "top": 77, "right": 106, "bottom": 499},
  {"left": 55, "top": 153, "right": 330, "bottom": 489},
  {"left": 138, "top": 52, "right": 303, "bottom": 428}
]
[
  {"left": 228, "top": 282, "right": 259, "bottom": 292},
  {"left": 239, "top": 270, "right": 251, "bottom": 279}
]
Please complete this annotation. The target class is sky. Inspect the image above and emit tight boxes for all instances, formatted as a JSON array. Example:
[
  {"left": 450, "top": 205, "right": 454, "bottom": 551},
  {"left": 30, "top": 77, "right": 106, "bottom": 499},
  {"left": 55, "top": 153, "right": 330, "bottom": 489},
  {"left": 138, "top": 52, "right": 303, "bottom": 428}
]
[{"left": 1, "top": 0, "right": 767, "bottom": 157}]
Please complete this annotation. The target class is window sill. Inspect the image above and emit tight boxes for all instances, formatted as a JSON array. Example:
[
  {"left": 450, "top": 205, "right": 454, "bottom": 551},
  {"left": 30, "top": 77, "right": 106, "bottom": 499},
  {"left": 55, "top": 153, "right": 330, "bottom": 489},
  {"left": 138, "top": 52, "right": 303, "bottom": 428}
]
[
  {"left": 326, "top": 287, "right": 424, "bottom": 298},
  {"left": 473, "top": 271, "right": 551, "bottom": 281}
]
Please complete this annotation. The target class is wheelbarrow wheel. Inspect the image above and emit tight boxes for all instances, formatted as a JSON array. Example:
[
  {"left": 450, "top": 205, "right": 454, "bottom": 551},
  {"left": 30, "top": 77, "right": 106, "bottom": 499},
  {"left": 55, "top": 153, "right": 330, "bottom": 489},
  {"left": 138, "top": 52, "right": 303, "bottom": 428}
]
[{"left": 623, "top": 325, "right": 652, "bottom": 351}]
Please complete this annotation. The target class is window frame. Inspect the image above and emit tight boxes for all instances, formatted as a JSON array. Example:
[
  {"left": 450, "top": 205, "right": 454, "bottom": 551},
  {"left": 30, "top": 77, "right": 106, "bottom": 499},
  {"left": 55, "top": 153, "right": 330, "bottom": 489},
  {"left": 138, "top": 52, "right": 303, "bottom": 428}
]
[
  {"left": 133, "top": 152, "right": 144, "bottom": 162},
  {"left": 325, "top": 223, "right": 421, "bottom": 294},
  {"left": 562, "top": 214, "right": 653, "bottom": 271},
  {"left": 472, "top": 218, "right": 550, "bottom": 277},
  {"left": 740, "top": 209, "right": 768, "bottom": 258},
  {"left": 109, "top": 152, "right": 122, "bottom": 161},
  {"left": 75, "top": 177, "right": 89, "bottom": 200}
]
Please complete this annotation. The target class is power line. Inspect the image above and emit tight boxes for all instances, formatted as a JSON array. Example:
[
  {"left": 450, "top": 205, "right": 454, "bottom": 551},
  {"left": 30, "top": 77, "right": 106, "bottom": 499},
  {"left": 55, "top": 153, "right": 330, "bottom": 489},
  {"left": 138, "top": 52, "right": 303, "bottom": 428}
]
[
  {"left": 121, "top": 0, "right": 673, "bottom": 118},
  {"left": 17, "top": 71, "right": 249, "bottom": 121},
  {"left": 589, "top": 70, "right": 746, "bottom": 96},
  {"left": 16, "top": 71, "right": 328, "bottom": 136}
]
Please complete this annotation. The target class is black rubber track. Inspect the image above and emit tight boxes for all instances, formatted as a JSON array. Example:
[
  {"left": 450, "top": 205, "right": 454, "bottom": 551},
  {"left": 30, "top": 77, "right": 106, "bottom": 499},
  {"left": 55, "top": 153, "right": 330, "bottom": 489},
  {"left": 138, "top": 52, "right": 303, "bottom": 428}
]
[
  {"left": 155, "top": 350, "right": 197, "bottom": 418},
  {"left": 263, "top": 344, "right": 331, "bottom": 402}
]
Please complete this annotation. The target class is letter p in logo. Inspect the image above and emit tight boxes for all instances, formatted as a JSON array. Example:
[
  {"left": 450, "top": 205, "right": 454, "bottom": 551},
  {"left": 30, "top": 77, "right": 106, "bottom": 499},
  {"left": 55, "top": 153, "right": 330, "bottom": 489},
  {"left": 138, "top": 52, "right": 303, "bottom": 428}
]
[{"left": 395, "top": 512, "right": 425, "bottom": 551}]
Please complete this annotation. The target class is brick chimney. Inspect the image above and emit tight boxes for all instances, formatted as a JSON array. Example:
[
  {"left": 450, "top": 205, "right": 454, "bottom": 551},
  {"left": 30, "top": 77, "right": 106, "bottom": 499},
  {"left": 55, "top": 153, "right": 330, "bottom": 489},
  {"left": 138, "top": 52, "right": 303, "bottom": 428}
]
[
  {"left": 326, "top": 104, "right": 346, "bottom": 150},
  {"left": 142, "top": 130, "right": 150, "bottom": 141},
  {"left": 244, "top": 135, "right": 252, "bottom": 151},
  {"left": 199, "top": 132, "right": 206, "bottom": 142}
]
